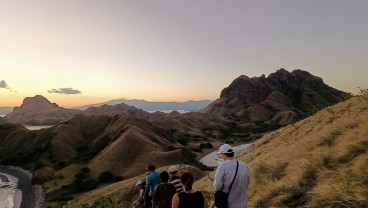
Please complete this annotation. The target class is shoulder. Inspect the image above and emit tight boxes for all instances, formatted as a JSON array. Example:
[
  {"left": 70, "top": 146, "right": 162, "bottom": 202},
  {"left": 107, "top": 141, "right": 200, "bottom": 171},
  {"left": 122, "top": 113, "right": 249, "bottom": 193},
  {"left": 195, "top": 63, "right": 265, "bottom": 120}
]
[{"left": 237, "top": 160, "right": 248, "bottom": 168}]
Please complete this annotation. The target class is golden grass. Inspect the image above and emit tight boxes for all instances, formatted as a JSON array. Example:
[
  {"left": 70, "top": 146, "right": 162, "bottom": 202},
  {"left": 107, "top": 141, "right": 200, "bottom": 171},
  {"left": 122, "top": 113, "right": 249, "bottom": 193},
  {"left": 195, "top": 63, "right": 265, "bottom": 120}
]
[{"left": 195, "top": 96, "right": 368, "bottom": 208}]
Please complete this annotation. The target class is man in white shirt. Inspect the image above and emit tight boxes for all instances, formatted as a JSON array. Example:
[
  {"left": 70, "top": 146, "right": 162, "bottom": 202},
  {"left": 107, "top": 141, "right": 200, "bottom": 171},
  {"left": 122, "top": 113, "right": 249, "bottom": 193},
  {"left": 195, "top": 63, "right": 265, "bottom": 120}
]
[{"left": 213, "top": 144, "right": 250, "bottom": 208}]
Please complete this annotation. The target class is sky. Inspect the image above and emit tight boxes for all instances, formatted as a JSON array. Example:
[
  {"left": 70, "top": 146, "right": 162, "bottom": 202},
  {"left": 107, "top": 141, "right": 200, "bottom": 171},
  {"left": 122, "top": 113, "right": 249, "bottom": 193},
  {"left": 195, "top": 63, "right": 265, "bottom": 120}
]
[{"left": 1, "top": 0, "right": 367, "bottom": 108}]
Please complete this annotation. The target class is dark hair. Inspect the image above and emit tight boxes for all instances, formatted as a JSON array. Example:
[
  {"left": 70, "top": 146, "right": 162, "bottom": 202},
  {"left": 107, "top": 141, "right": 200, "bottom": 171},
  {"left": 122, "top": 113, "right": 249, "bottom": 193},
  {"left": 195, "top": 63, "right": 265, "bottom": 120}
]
[
  {"left": 147, "top": 165, "right": 155, "bottom": 171},
  {"left": 224, "top": 152, "right": 234, "bottom": 157},
  {"left": 180, "top": 172, "right": 194, "bottom": 191},
  {"left": 160, "top": 171, "right": 170, "bottom": 182}
]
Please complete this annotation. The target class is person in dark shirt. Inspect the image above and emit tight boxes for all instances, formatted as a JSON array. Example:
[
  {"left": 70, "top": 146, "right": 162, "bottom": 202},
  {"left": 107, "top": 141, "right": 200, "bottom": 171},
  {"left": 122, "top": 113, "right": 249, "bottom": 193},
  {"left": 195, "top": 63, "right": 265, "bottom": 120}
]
[
  {"left": 172, "top": 172, "right": 208, "bottom": 208},
  {"left": 152, "top": 171, "right": 176, "bottom": 208}
]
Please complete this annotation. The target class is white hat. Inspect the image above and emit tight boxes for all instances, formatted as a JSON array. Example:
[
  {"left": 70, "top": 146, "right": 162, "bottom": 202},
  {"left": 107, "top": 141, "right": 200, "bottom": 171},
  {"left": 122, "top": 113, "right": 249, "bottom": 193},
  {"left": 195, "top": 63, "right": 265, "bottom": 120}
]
[
  {"left": 135, "top": 180, "right": 143, "bottom": 186},
  {"left": 168, "top": 165, "right": 179, "bottom": 173},
  {"left": 217, "top": 144, "right": 234, "bottom": 154}
]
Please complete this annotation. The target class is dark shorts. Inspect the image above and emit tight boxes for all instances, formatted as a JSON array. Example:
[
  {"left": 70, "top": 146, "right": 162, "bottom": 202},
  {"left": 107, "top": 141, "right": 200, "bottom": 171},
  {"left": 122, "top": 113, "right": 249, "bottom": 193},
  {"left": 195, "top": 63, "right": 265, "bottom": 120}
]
[{"left": 144, "top": 195, "right": 152, "bottom": 208}]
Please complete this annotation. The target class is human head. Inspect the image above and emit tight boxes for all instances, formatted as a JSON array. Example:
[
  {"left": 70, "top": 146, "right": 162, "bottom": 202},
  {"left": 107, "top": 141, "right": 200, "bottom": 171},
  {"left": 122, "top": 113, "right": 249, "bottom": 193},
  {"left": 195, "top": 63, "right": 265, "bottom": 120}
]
[
  {"left": 146, "top": 164, "right": 155, "bottom": 172},
  {"left": 168, "top": 165, "right": 179, "bottom": 176},
  {"left": 160, "top": 171, "right": 170, "bottom": 182},
  {"left": 217, "top": 144, "right": 234, "bottom": 158},
  {"left": 179, "top": 171, "right": 194, "bottom": 191},
  {"left": 135, "top": 180, "right": 143, "bottom": 187}
]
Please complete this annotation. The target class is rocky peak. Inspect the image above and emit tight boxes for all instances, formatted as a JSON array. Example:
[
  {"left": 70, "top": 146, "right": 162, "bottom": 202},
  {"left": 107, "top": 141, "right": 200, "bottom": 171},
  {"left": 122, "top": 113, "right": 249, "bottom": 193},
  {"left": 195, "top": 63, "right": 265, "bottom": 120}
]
[
  {"left": 203, "top": 68, "right": 348, "bottom": 124},
  {"left": 16, "top": 95, "right": 59, "bottom": 112},
  {"left": 220, "top": 75, "right": 270, "bottom": 98}
]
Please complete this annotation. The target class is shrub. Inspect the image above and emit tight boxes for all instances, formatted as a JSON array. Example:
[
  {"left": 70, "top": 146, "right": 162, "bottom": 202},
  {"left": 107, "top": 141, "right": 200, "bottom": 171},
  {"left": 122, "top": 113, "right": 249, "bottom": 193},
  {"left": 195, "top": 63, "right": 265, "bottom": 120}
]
[
  {"left": 80, "top": 167, "right": 90, "bottom": 173},
  {"left": 199, "top": 142, "right": 213, "bottom": 149},
  {"left": 75, "top": 172, "right": 87, "bottom": 180},
  {"left": 98, "top": 171, "right": 114, "bottom": 183},
  {"left": 177, "top": 137, "right": 188, "bottom": 146}
]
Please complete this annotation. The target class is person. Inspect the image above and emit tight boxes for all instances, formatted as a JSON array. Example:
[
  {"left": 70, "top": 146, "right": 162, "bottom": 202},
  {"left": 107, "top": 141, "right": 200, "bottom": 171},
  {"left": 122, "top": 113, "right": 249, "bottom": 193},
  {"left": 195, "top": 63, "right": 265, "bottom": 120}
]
[
  {"left": 134, "top": 180, "right": 146, "bottom": 208},
  {"left": 213, "top": 144, "right": 250, "bottom": 208},
  {"left": 172, "top": 172, "right": 209, "bottom": 208},
  {"left": 144, "top": 165, "right": 161, "bottom": 208},
  {"left": 168, "top": 165, "right": 183, "bottom": 193},
  {"left": 152, "top": 171, "right": 176, "bottom": 208}
]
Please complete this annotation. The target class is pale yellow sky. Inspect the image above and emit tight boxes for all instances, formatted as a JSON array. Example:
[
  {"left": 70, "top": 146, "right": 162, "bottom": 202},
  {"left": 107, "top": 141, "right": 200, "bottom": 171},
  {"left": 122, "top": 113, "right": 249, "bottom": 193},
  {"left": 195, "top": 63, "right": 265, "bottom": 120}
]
[{"left": 1, "top": 0, "right": 367, "bottom": 107}]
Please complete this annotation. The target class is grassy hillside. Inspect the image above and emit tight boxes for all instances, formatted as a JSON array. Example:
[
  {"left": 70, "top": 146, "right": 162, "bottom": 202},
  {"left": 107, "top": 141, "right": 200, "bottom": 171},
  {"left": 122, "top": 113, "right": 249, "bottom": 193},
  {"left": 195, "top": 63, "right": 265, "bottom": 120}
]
[
  {"left": 64, "top": 96, "right": 367, "bottom": 208},
  {"left": 196, "top": 95, "right": 368, "bottom": 208}
]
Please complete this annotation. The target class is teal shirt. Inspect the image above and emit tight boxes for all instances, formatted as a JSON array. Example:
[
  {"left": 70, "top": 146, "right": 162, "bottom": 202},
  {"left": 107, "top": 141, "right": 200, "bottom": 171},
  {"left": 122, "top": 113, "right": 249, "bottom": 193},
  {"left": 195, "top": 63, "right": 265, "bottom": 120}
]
[{"left": 146, "top": 171, "right": 161, "bottom": 196}]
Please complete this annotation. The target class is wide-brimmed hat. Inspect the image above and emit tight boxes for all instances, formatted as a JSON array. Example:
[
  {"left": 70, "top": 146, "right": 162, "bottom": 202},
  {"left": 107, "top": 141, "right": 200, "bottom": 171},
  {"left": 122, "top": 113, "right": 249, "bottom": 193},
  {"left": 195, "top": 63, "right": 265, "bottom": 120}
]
[{"left": 168, "top": 165, "right": 180, "bottom": 173}]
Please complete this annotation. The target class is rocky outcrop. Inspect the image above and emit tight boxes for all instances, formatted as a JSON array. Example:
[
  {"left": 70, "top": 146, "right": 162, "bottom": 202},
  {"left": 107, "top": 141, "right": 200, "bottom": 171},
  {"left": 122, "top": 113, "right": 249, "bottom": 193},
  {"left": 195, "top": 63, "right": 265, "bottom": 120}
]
[
  {"left": 202, "top": 69, "right": 348, "bottom": 125},
  {"left": 4, "top": 95, "right": 81, "bottom": 125}
]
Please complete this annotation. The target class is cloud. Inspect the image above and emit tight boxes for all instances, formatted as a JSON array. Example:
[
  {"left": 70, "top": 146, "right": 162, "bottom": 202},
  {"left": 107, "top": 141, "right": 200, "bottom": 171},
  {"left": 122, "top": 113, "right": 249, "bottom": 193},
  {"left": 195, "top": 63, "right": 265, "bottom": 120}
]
[
  {"left": 0, "top": 80, "right": 9, "bottom": 89},
  {"left": 0, "top": 80, "right": 17, "bottom": 92},
  {"left": 48, "top": 87, "right": 82, "bottom": 95}
]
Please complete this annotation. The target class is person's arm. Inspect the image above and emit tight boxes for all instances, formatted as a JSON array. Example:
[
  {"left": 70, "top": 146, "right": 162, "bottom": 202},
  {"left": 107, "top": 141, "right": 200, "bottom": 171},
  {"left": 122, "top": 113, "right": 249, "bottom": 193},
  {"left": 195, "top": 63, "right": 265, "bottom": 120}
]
[
  {"left": 171, "top": 193, "right": 179, "bottom": 208},
  {"left": 247, "top": 166, "right": 250, "bottom": 186},
  {"left": 144, "top": 183, "right": 150, "bottom": 200},
  {"left": 202, "top": 192, "right": 209, "bottom": 208},
  {"left": 152, "top": 185, "right": 159, "bottom": 208},
  {"left": 213, "top": 165, "right": 225, "bottom": 191}
]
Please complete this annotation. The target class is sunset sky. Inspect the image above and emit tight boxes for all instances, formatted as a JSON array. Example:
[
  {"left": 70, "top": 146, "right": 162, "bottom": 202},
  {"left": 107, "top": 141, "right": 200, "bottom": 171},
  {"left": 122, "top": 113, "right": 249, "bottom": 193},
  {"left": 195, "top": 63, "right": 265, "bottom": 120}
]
[{"left": 1, "top": 0, "right": 367, "bottom": 107}]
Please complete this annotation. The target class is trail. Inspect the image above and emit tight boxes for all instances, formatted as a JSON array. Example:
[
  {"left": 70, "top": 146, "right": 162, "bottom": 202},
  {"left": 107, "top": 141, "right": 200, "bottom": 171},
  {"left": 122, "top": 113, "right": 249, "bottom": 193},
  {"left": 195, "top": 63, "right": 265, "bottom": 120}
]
[
  {"left": 0, "top": 166, "right": 33, "bottom": 208},
  {"left": 199, "top": 143, "right": 253, "bottom": 167}
]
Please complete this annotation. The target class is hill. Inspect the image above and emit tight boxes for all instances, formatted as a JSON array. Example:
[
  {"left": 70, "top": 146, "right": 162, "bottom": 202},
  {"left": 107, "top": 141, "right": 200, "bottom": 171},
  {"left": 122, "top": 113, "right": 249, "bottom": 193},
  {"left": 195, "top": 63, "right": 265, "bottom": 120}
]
[
  {"left": 74, "top": 99, "right": 212, "bottom": 111},
  {"left": 0, "top": 68, "right": 353, "bottom": 207},
  {"left": 4, "top": 95, "right": 81, "bottom": 125},
  {"left": 0, "top": 113, "right": 207, "bottom": 206},
  {"left": 203, "top": 69, "right": 347, "bottom": 125},
  {"left": 195, "top": 95, "right": 368, "bottom": 208}
]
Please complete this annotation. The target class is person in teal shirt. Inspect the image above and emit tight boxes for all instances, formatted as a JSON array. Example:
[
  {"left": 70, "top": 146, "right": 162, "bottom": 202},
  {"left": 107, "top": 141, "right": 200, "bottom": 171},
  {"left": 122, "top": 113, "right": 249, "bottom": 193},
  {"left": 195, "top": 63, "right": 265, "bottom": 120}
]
[{"left": 144, "top": 164, "right": 161, "bottom": 208}]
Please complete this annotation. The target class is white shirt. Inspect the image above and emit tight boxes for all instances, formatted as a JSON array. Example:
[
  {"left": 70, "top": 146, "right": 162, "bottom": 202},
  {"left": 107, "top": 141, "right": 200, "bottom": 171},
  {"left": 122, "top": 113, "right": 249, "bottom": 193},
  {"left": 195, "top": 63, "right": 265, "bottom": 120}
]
[{"left": 213, "top": 159, "right": 250, "bottom": 208}]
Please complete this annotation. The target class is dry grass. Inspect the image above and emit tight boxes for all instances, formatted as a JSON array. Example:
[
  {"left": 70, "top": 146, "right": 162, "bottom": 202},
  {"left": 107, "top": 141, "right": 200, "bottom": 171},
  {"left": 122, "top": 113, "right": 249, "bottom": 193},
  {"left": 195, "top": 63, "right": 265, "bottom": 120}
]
[{"left": 195, "top": 96, "right": 368, "bottom": 208}]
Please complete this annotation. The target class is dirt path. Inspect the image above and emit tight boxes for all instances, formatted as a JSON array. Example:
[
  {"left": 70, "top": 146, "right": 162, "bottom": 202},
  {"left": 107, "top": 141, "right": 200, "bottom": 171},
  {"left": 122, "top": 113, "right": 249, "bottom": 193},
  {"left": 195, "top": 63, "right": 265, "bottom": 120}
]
[
  {"left": 199, "top": 143, "right": 253, "bottom": 167},
  {"left": 0, "top": 166, "right": 33, "bottom": 208}
]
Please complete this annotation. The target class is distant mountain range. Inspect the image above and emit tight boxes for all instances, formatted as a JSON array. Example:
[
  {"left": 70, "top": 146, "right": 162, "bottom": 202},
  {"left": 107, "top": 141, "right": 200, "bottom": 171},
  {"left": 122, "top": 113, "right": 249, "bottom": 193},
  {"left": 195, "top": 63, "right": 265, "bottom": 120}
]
[
  {"left": 0, "top": 107, "right": 13, "bottom": 115},
  {"left": 0, "top": 99, "right": 212, "bottom": 116},
  {"left": 73, "top": 99, "right": 213, "bottom": 111}
]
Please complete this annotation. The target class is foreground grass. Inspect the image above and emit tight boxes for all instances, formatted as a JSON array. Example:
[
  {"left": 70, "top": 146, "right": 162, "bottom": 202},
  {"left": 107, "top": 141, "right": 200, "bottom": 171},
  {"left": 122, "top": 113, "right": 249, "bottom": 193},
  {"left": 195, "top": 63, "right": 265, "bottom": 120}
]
[{"left": 196, "top": 96, "right": 368, "bottom": 208}]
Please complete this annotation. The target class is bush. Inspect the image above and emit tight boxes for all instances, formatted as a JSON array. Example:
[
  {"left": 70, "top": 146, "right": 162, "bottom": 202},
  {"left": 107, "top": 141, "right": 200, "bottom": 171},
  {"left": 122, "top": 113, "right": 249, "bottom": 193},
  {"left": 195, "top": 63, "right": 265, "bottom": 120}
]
[
  {"left": 75, "top": 172, "right": 87, "bottom": 180},
  {"left": 98, "top": 171, "right": 114, "bottom": 183},
  {"left": 112, "top": 176, "right": 123, "bottom": 182},
  {"left": 199, "top": 142, "right": 213, "bottom": 149},
  {"left": 191, "top": 147, "right": 203, "bottom": 152},
  {"left": 177, "top": 137, "right": 189, "bottom": 146},
  {"left": 80, "top": 167, "right": 90, "bottom": 173},
  {"left": 73, "top": 179, "right": 99, "bottom": 193}
]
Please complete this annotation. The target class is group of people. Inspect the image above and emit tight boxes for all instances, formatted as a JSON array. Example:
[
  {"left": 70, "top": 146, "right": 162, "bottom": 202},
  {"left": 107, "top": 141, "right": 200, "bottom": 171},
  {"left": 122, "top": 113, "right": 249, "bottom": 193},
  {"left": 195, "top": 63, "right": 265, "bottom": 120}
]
[{"left": 134, "top": 144, "right": 250, "bottom": 208}]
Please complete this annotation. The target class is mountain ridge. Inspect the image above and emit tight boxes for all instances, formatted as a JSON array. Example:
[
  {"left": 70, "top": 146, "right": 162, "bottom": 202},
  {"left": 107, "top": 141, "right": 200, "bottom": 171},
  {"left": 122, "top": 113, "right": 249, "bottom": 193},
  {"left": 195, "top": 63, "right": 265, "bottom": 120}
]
[{"left": 73, "top": 99, "right": 212, "bottom": 111}]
